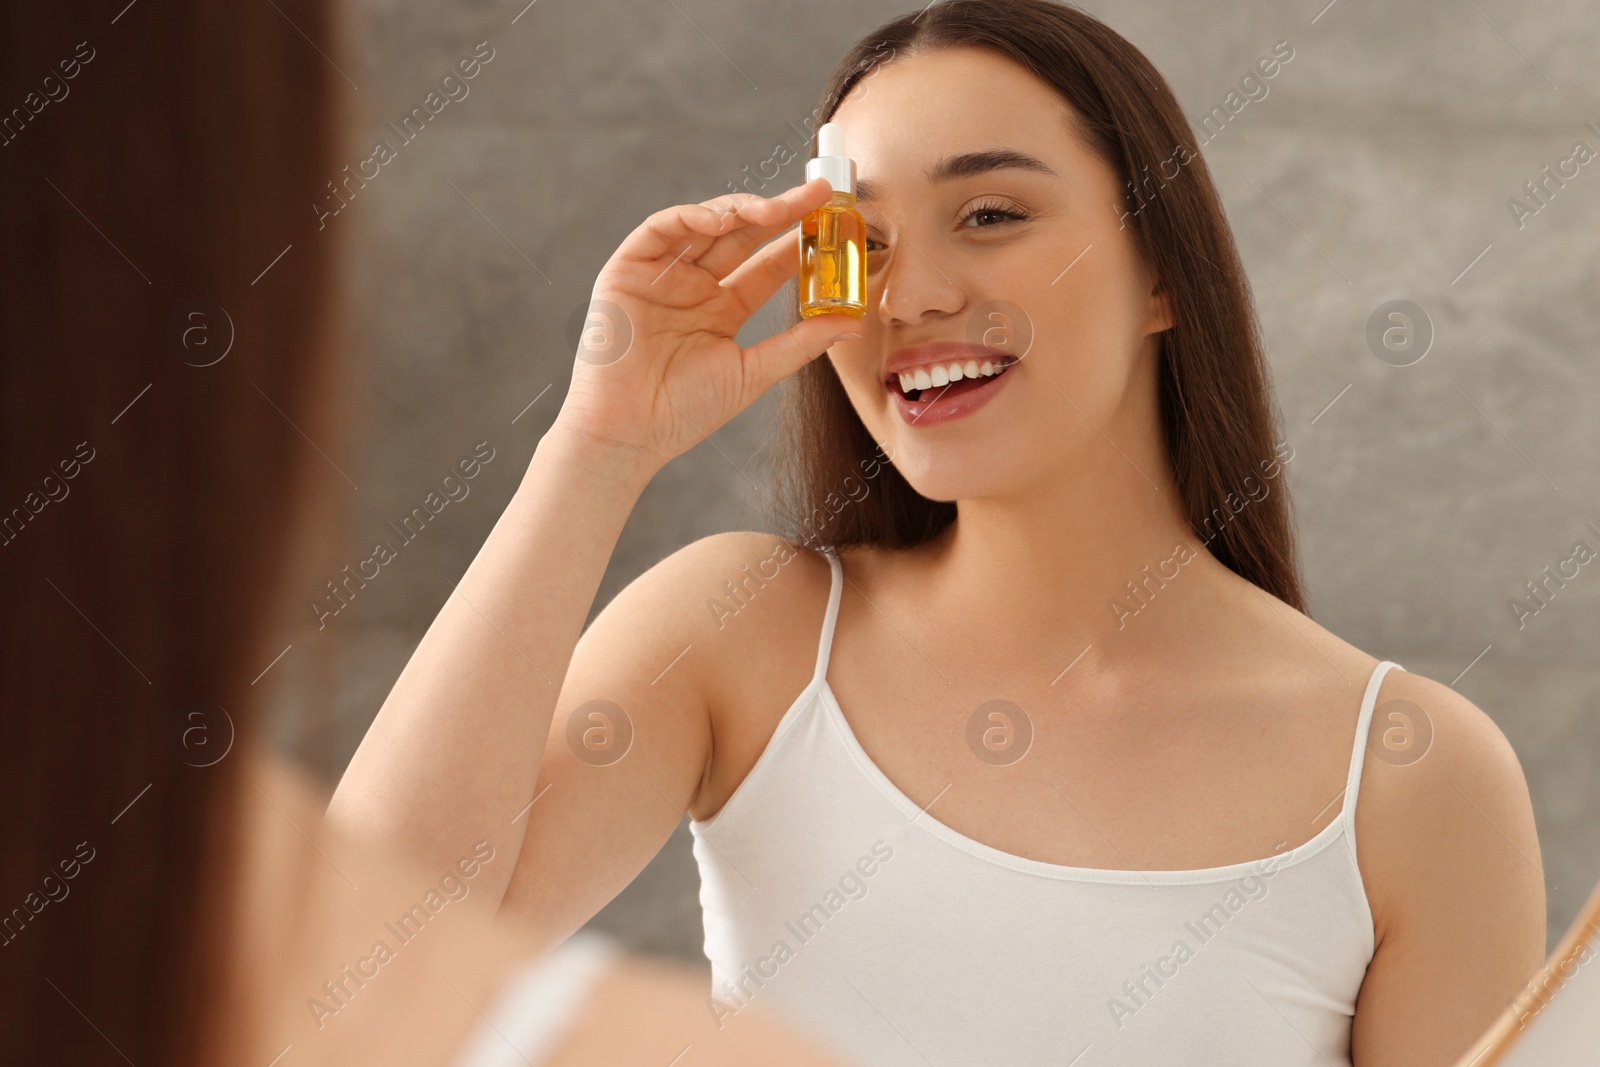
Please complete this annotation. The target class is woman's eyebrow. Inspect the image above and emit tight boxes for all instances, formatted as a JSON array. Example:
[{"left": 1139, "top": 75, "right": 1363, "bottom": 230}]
[{"left": 855, "top": 149, "right": 1059, "bottom": 203}]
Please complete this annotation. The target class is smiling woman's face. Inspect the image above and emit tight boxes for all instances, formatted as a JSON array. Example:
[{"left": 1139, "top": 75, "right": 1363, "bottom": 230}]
[{"left": 826, "top": 45, "right": 1173, "bottom": 503}]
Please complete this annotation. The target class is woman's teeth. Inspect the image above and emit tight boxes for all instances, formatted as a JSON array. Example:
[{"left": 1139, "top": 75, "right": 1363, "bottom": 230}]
[{"left": 896, "top": 359, "right": 1008, "bottom": 393}]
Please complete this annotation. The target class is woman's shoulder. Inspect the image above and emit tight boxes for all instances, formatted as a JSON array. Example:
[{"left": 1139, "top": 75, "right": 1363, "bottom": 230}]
[
  {"left": 1230, "top": 573, "right": 1529, "bottom": 827},
  {"left": 653, "top": 533, "right": 838, "bottom": 821},
  {"left": 1241, "top": 587, "right": 1541, "bottom": 936},
  {"left": 1204, "top": 564, "right": 1534, "bottom": 890},
  {"left": 1341, "top": 661, "right": 1546, "bottom": 1046},
  {"left": 593, "top": 531, "right": 832, "bottom": 669},
  {"left": 1351, "top": 660, "right": 1540, "bottom": 912},
  {"left": 1233, "top": 575, "right": 1532, "bottom": 864},
  {"left": 650, "top": 531, "right": 835, "bottom": 646},
  {"left": 567, "top": 532, "right": 835, "bottom": 774}
]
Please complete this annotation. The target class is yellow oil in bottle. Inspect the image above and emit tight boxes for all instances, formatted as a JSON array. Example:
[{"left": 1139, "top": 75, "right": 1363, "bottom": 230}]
[{"left": 799, "top": 192, "right": 867, "bottom": 318}]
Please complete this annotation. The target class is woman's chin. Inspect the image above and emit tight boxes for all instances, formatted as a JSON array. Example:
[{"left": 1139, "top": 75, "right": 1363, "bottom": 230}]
[{"left": 899, "top": 464, "right": 1013, "bottom": 506}]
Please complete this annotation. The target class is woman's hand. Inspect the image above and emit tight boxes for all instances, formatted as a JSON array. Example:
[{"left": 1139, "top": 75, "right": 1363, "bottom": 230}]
[{"left": 554, "top": 176, "right": 865, "bottom": 475}]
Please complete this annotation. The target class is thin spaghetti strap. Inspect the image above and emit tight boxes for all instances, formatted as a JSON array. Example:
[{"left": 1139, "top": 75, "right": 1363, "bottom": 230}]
[
  {"left": 813, "top": 547, "right": 845, "bottom": 685},
  {"left": 1342, "top": 659, "right": 1406, "bottom": 834}
]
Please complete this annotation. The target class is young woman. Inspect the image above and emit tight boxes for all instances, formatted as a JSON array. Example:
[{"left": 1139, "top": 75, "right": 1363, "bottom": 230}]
[{"left": 331, "top": 2, "right": 1546, "bottom": 1064}]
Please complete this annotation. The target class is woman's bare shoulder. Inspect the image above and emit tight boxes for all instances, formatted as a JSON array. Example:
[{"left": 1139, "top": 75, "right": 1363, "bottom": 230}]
[
  {"left": 1225, "top": 575, "right": 1535, "bottom": 886},
  {"left": 1346, "top": 663, "right": 1546, "bottom": 1056},
  {"left": 637, "top": 533, "right": 837, "bottom": 820},
  {"left": 636, "top": 531, "right": 834, "bottom": 676},
  {"left": 1352, "top": 663, "right": 1541, "bottom": 923},
  {"left": 584, "top": 532, "right": 830, "bottom": 683},
  {"left": 1194, "top": 565, "right": 1534, "bottom": 893},
  {"left": 667, "top": 531, "right": 833, "bottom": 635}
]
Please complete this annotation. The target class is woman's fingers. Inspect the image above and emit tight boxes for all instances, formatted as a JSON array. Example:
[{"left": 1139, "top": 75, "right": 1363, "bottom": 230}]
[
  {"left": 718, "top": 227, "right": 806, "bottom": 318},
  {"left": 693, "top": 179, "right": 834, "bottom": 280},
  {"left": 614, "top": 179, "right": 834, "bottom": 278}
]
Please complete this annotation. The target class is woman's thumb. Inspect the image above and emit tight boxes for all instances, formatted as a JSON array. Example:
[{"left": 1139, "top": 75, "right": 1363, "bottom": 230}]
[{"left": 744, "top": 313, "right": 865, "bottom": 394}]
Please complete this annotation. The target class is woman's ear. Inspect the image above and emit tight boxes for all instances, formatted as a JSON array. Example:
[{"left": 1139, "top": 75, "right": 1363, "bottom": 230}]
[{"left": 1147, "top": 270, "right": 1175, "bottom": 334}]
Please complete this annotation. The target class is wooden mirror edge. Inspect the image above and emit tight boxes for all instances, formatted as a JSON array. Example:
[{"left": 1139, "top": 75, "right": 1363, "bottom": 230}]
[{"left": 1450, "top": 874, "right": 1600, "bottom": 1067}]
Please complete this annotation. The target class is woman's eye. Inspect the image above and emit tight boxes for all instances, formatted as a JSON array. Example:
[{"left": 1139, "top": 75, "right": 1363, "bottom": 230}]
[
  {"left": 864, "top": 204, "right": 1029, "bottom": 254},
  {"left": 959, "top": 203, "right": 1031, "bottom": 228}
]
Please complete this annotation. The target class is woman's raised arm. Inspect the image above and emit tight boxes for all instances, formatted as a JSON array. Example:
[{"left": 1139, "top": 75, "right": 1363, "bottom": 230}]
[{"left": 325, "top": 177, "right": 864, "bottom": 913}]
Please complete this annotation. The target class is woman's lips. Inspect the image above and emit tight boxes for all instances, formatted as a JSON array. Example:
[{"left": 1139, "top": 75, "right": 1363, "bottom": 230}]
[{"left": 886, "top": 356, "right": 1018, "bottom": 427}]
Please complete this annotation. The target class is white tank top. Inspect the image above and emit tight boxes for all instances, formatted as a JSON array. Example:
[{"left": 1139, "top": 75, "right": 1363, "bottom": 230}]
[
  {"left": 451, "top": 930, "right": 621, "bottom": 1067},
  {"left": 691, "top": 546, "right": 1405, "bottom": 1066}
]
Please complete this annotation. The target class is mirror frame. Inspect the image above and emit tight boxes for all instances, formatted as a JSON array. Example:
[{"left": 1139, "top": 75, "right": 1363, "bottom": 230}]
[{"left": 1452, "top": 875, "right": 1600, "bottom": 1065}]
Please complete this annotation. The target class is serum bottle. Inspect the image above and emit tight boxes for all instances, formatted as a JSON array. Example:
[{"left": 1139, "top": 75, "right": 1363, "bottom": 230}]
[{"left": 799, "top": 122, "right": 867, "bottom": 319}]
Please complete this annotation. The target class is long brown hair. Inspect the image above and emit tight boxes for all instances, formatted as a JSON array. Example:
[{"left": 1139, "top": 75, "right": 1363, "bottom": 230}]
[
  {"left": 0, "top": 1, "right": 341, "bottom": 1063},
  {"left": 769, "top": 0, "right": 1306, "bottom": 613}
]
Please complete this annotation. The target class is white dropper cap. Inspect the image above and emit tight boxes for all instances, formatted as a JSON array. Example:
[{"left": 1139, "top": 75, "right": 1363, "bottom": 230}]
[{"left": 805, "top": 121, "right": 856, "bottom": 196}]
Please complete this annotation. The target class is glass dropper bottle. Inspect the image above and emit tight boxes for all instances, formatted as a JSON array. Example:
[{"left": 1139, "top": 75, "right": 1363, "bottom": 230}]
[{"left": 798, "top": 122, "right": 867, "bottom": 319}]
